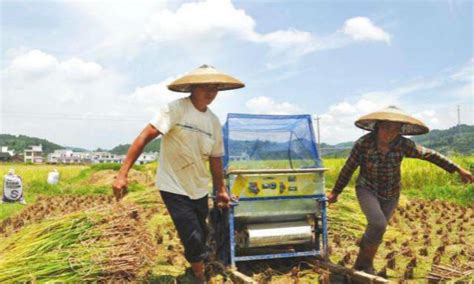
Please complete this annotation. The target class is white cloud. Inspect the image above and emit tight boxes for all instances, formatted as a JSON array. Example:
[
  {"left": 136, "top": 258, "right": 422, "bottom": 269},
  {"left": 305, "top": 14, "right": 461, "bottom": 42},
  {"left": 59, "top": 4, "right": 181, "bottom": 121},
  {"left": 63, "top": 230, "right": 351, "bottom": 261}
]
[
  {"left": 73, "top": 0, "right": 168, "bottom": 55},
  {"left": 122, "top": 76, "right": 187, "bottom": 115},
  {"left": 8, "top": 49, "right": 58, "bottom": 77},
  {"left": 450, "top": 62, "right": 473, "bottom": 82},
  {"left": 329, "top": 101, "right": 357, "bottom": 115},
  {"left": 342, "top": 17, "right": 391, "bottom": 44},
  {"left": 4, "top": 50, "right": 105, "bottom": 85},
  {"left": 142, "top": 2, "right": 391, "bottom": 55},
  {"left": 72, "top": 1, "right": 391, "bottom": 67},
  {"left": 1, "top": 49, "right": 136, "bottom": 148},
  {"left": 261, "top": 29, "right": 313, "bottom": 46},
  {"left": 59, "top": 58, "right": 103, "bottom": 82},
  {"left": 450, "top": 83, "right": 473, "bottom": 99},
  {"left": 245, "top": 96, "right": 301, "bottom": 115},
  {"left": 413, "top": 110, "right": 440, "bottom": 126},
  {"left": 316, "top": 62, "right": 473, "bottom": 144},
  {"left": 144, "top": 0, "right": 258, "bottom": 42}
]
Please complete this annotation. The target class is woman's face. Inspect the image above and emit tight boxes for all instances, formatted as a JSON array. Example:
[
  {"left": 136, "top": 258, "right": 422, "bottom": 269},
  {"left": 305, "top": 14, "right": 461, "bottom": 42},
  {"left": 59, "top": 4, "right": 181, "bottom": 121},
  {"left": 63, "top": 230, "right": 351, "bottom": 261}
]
[{"left": 377, "top": 121, "right": 402, "bottom": 143}]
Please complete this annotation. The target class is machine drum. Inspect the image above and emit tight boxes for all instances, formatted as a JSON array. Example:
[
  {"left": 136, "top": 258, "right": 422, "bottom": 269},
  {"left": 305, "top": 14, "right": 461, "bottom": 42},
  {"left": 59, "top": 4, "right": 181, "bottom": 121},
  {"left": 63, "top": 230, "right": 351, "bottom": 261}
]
[{"left": 240, "top": 221, "right": 313, "bottom": 248}]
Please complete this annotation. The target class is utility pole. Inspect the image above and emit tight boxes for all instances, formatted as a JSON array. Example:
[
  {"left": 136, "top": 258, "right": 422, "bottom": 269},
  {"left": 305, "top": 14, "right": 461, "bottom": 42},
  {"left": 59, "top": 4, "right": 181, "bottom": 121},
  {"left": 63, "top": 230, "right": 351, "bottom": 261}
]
[
  {"left": 457, "top": 105, "right": 461, "bottom": 126},
  {"left": 314, "top": 116, "right": 321, "bottom": 155}
]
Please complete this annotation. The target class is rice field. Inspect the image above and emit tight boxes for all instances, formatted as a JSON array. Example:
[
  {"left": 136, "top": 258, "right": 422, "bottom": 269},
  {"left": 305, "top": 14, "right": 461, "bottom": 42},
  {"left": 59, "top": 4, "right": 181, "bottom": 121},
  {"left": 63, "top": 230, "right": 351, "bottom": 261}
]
[{"left": 0, "top": 157, "right": 472, "bottom": 282}]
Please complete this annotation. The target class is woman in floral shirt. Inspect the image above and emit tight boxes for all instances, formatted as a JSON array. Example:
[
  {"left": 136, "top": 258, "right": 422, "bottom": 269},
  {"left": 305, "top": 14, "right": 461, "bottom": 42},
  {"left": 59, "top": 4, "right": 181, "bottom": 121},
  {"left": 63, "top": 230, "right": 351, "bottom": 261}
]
[{"left": 328, "top": 106, "right": 473, "bottom": 274}]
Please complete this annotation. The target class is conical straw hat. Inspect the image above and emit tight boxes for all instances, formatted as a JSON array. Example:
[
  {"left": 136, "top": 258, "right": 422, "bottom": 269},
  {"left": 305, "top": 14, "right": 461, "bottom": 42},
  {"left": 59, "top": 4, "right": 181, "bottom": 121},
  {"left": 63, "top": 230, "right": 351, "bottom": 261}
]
[
  {"left": 355, "top": 105, "right": 429, "bottom": 135},
  {"left": 167, "top": 64, "right": 245, "bottom": 93}
]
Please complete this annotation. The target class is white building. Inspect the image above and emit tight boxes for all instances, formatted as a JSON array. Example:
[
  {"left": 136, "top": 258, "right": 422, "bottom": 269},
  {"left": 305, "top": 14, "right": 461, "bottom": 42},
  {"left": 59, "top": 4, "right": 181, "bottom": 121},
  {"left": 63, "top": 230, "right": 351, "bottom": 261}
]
[
  {"left": 44, "top": 150, "right": 157, "bottom": 165},
  {"left": 91, "top": 152, "right": 124, "bottom": 164},
  {"left": 136, "top": 152, "right": 158, "bottom": 165},
  {"left": 47, "top": 150, "right": 92, "bottom": 164},
  {"left": 1, "top": 146, "right": 15, "bottom": 156},
  {"left": 24, "top": 145, "right": 44, "bottom": 163},
  {"left": 229, "top": 152, "right": 250, "bottom": 162}
]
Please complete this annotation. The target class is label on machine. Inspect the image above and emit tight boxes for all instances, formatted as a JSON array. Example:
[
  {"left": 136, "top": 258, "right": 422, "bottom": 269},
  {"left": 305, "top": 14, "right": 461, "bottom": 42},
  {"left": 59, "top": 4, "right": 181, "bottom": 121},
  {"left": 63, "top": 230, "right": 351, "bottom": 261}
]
[{"left": 230, "top": 172, "right": 324, "bottom": 198}]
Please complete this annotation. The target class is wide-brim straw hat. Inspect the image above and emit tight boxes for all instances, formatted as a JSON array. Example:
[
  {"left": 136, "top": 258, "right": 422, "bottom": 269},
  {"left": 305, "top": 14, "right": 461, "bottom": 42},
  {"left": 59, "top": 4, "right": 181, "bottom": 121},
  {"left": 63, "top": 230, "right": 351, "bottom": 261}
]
[
  {"left": 355, "top": 105, "right": 429, "bottom": 135},
  {"left": 167, "top": 64, "right": 245, "bottom": 93}
]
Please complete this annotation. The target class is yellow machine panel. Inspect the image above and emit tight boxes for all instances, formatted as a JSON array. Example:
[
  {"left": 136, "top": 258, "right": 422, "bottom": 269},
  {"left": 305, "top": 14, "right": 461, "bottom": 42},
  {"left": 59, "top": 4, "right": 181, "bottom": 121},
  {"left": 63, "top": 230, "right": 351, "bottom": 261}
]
[{"left": 230, "top": 172, "right": 323, "bottom": 198}]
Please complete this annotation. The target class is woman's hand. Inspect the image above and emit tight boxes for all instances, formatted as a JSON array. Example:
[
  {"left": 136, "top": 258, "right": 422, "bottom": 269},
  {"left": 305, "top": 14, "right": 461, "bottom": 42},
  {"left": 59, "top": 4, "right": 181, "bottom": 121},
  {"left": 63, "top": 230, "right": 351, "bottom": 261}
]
[
  {"left": 458, "top": 167, "right": 474, "bottom": 184},
  {"left": 112, "top": 175, "right": 128, "bottom": 201},
  {"left": 327, "top": 191, "right": 339, "bottom": 204}
]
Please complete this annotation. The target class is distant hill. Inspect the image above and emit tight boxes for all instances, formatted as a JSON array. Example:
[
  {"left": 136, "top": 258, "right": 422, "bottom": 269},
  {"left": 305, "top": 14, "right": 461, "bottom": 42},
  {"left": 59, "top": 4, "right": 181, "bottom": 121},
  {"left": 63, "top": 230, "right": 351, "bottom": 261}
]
[
  {"left": 2, "top": 125, "right": 472, "bottom": 157},
  {"left": 319, "top": 124, "right": 474, "bottom": 158},
  {"left": 0, "top": 134, "right": 64, "bottom": 154},
  {"left": 319, "top": 142, "right": 353, "bottom": 158},
  {"left": 110, "top": 139, "right": 161, "bottom": 155},
  {"left": 412, "top": 124, "right": 474, "bottom": 155}
]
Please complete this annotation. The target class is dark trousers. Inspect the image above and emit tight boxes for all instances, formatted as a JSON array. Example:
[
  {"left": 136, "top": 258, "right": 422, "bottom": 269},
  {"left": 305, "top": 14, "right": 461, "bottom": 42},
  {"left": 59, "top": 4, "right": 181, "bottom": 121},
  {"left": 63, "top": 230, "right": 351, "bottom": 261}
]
[
  {"left": 356, "top": 187, "right": 399, "bottom": 246},
  {"left": 160, "top": 190, "right": 209, "bottom": 263}
]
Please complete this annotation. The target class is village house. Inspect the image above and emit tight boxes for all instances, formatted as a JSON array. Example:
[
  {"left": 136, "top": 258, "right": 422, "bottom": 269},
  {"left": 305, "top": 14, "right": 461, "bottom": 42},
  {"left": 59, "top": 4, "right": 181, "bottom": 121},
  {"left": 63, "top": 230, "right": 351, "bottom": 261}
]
[
  {"left": 47, "top": 150, "right": 92, "bottom": 164},
  {"left": 43, "top": 149, "right": 157, "bottom": 165},
  {"left": 136, "top": 152, "right": 158, "bottom": 165},
  {"left": 91, "top": 152, "right": 124, "bottom": 164},
  {"left": 24, "top": 145, "right": 44, "bottom": 164},
  {"left": 0, "top": 146, "right": 15, "bottom": 162},
  {"left": 229, "top": 152, "right": 250, "bottom": 162}
]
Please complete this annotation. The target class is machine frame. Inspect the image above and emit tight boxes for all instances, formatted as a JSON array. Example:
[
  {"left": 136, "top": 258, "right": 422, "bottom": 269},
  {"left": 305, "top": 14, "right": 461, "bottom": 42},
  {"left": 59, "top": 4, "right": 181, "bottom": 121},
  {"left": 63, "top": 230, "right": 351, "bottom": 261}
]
[{"left": 218, "top": 113, "right": 329, "bottom": 268}]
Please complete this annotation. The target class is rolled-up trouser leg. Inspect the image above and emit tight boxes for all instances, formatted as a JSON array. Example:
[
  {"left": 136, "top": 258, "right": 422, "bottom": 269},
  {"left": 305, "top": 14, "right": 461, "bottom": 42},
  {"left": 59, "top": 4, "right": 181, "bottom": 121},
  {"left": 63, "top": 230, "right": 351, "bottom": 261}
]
[
  {"left": 160, "top": 191, "right": 209, "bottom": 263},
  {"left": 356, "top": 187, "right": 399, "bottom": 246}
]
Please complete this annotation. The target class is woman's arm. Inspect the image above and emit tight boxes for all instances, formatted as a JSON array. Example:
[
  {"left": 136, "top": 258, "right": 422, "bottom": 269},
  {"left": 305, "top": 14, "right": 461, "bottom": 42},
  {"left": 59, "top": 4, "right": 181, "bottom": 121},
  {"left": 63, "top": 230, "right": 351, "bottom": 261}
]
[
  {"left": 404, "top": 140, "right": 473, "bottom": 183},
  {"left": 328, "top": 142, "right": 362, "bottom": 203}
]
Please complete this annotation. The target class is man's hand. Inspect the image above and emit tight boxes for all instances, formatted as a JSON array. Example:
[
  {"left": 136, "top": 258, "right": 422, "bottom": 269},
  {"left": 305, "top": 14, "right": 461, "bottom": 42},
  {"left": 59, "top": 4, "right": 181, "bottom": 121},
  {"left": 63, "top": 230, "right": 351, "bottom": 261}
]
[
  {"left": 458, "top": 167, "right": 474, "bottom": 184},
  {"left": 112, "top": 175, "right": 128, "bottom": 201},
  {"left": 327, "top": 191, "right": 339, "bottom": 204},
  {"left": 216, "top": 187, "right": 231, "bottom": 208}
]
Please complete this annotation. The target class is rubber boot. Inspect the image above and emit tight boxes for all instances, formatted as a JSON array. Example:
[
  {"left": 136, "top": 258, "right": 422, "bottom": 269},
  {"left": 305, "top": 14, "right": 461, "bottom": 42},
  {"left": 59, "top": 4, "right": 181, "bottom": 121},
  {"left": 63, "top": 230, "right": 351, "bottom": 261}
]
[{"left": 353, "top": 244, "right": 379, "bottom": 274}]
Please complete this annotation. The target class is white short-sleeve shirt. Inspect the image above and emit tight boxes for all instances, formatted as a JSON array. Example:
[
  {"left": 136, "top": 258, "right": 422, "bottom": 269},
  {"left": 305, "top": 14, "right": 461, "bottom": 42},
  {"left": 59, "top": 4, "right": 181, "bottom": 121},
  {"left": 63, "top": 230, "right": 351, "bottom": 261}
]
[{"left": 149, "top": 97, "right": 224, "bottom": 199}]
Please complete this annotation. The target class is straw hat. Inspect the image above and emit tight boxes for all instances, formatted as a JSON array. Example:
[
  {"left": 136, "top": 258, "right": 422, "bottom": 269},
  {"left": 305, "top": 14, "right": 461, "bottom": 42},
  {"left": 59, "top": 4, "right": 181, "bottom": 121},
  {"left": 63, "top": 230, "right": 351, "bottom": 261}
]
[
  {"left": 355, "top": 105, "right": 429, "bottom": 135},
  {"left": 167, "top": 64, "right": 245, "bottom": 93}
]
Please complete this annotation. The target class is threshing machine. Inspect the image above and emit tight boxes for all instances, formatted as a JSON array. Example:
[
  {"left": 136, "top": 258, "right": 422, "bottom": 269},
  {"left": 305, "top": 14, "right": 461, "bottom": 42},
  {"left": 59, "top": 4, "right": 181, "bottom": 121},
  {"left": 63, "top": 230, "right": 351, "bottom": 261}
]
[{"left": 211, "top": 113, "right": 328, "bottom": 268}]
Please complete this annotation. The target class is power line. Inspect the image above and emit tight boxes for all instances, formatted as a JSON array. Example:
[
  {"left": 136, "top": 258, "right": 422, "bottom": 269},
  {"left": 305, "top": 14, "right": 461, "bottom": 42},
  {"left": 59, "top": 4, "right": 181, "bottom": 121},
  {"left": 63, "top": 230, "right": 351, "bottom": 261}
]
[{"left": 1, "top": 112, "right": 147, "bottom": 122}]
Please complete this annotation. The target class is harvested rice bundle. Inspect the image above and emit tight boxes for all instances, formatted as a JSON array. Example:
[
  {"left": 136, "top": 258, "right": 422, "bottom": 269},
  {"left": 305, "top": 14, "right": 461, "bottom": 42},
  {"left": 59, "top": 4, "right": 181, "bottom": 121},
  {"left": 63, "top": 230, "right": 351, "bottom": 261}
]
[{"left": 0, "top": 202, "right": 156, "bottom": 282}]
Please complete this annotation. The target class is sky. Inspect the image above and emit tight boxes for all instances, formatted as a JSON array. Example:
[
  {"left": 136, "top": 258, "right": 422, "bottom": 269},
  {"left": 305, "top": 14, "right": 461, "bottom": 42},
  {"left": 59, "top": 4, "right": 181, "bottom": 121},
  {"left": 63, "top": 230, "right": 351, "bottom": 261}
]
[{"left": 1, "top": 0, "right": 473, "bottom": 149}]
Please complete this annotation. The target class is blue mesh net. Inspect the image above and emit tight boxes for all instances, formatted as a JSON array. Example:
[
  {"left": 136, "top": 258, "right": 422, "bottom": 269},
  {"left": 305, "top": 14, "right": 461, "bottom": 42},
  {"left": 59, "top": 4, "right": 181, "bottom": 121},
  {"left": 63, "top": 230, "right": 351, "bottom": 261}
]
[{"left": 223, "top": 113, "right": 322, "bottom": 171}]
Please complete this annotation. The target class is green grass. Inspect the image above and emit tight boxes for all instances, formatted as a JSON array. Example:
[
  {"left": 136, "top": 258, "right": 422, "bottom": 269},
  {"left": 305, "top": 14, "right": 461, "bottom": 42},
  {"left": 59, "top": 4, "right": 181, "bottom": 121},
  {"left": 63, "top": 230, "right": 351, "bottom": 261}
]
[
  {"left": 1, "top": 156, "right": 472, "bottom": 222},
  {"left": 403, "top": 184, "right": 474, "bottom": 206},
  {"left": 0, "top": 163, "right": 150, "bottom": 221},
  {"left": 324, "top": 156, "right": 473, "bottom": 205}
]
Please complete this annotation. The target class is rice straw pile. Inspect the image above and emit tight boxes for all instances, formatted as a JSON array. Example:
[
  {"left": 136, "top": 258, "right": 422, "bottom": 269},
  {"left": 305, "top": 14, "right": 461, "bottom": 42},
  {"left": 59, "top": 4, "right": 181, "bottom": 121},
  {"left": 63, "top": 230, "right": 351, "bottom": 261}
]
[{"left": 0, "top": 202, "right": 157, "bottom": 282}]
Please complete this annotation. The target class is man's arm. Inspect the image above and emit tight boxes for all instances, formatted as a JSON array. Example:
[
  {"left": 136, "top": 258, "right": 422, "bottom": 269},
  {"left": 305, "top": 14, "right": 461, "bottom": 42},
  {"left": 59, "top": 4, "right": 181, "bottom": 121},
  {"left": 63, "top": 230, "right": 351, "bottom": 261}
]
[
  {"left": 209, "top": 156, "right": 230, "bottom": 208},
  {"left": 112, "top": 124, "right": 161, "bottom": 201}
]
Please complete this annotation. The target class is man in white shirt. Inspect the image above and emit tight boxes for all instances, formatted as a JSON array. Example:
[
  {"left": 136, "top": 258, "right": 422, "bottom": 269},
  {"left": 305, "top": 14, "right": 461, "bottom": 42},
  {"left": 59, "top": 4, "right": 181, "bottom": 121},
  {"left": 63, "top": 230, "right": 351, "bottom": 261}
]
[{"left": 112, "top": 65, "right": 244, "bottom": 283}]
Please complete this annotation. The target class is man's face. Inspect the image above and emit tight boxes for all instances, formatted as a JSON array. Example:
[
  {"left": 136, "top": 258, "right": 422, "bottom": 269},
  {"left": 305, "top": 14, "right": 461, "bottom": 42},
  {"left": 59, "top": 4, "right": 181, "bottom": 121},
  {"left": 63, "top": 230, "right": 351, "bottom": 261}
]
[
  {"left": 378, "top": 121, "right": 402, "bottom": 142},
  {"left": 191, "top": 84, "right": 219, "bottom": 106}
]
